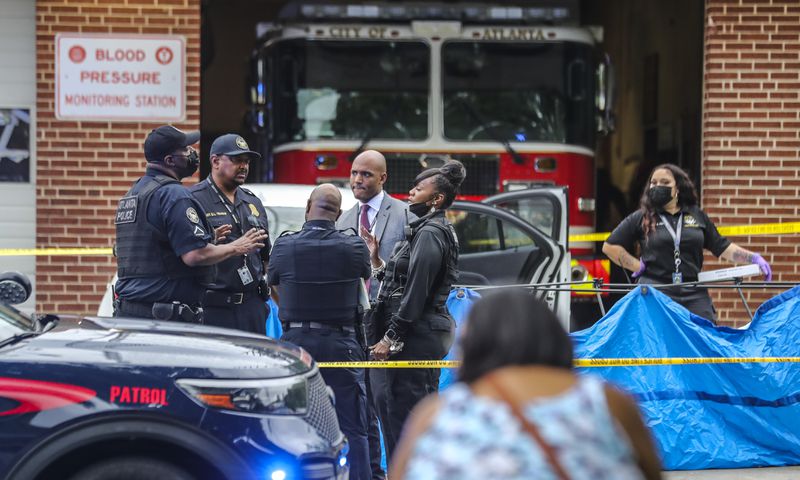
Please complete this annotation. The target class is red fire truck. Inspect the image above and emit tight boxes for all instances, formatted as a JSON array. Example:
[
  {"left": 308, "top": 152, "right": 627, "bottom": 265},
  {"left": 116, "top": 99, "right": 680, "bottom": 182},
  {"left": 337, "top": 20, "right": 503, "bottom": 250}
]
[{"left": 247, "top": 1, "right": 615, "bottom": 318}]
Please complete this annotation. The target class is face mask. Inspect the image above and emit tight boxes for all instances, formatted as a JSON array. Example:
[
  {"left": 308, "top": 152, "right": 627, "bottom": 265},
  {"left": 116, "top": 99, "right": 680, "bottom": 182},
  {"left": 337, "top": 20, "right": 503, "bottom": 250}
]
[
  {"left": 174, "top": 150, "right": 199, "bottom": 178},
  {"left": 408, "top": 201, "right": 431, "bottom": 218},
  {"left": 647, "top": 185, "right": 673, "bottom": 208}
]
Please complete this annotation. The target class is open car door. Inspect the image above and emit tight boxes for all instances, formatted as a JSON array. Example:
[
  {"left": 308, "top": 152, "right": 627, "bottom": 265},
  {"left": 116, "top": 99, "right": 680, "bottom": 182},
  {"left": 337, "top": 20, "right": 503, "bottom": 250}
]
[
  {"left": 482, "top": 187, "right": 571, "bottom": 325},
  {"left": 449, "top": 190, "right": 569, "bottom": 326}
]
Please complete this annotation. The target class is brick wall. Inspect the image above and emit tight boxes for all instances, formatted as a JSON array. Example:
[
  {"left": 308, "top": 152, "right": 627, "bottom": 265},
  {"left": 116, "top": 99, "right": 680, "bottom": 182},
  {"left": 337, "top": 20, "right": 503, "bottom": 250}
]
[
  {"left": 703, "top": 0, "right": 800, "bottom": 326},
  {"left": 35, "top": 0, "right": 200, "bottom": 314}
]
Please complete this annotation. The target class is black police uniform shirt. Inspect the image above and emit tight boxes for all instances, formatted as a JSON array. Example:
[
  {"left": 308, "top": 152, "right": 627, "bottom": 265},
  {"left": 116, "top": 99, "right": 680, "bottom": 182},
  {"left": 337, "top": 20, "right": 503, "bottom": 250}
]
[
  {"left": 268, "top": 220, "right": 370, "bottom": 325},
  {"left": 115, "top": 168, "right": 213, "bottom": 304},
  {"left": 189, "top": 178, "right": 271, "bottom": 293},
  {"left": 606, "top": 205, "right": 731, "bottom": 284}
]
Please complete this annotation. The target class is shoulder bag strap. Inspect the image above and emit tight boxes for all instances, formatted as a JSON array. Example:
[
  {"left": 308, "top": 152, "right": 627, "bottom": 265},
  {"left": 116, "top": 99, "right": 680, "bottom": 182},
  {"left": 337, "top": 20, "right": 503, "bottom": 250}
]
[{"left": 484, "top": 374, "right": 571, "bottom": 480}]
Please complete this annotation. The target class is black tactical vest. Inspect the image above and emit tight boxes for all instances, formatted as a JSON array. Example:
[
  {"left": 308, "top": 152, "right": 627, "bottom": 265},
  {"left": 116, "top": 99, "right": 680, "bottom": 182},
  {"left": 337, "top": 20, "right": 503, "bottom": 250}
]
[
  {"left": 423, "top": 219, "right": 460, "bottom": 310},
  {"left": 115, "top": 174, "right": 213, "bottom": 284},
  {"left": 275, "top": 228, "right": 363, "bottom": 326}
]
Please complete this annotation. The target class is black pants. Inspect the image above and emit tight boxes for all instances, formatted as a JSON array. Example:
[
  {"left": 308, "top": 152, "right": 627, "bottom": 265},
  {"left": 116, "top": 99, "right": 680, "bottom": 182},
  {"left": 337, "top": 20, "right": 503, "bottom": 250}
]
[
  {"left": 203, "top": 296, "right": 269, "bottom": 334},
  {"left": 639, "top": 278, "right": 718, "bottom": 323},
  {"left": 366, "top": 367, "right": 387, "bottom": 479},
  {"left": 381, "top": 320, "right": 453, "bottom": 460},
  {"left": 282, "top": 326, "right": 370, "bottom": 480},
  {"left": 666, "top": 287, "right": 717, "bottom": 323}
]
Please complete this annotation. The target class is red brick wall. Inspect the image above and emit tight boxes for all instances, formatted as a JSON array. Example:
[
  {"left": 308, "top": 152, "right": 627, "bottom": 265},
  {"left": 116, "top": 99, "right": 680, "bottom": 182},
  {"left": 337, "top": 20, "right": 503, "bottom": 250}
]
[
  {"left": 35, "top": 0, "right": 200, "bottom": 314},
  {"left": 703, "top": 0, "right": 800, "bottom": 326}
]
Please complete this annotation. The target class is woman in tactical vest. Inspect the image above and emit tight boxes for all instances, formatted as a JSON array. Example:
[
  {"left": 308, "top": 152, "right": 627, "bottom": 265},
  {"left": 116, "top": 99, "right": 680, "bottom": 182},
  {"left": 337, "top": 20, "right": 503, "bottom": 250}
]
[{"left": 362, "top": 159, "right": 466, "bottom": 459}]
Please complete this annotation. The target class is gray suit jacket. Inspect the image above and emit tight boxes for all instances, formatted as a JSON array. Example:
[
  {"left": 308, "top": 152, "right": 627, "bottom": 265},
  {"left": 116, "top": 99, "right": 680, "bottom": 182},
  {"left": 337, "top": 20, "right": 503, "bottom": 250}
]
[{"left": 337, "top": 192, "right": 414, "bottom": 299}]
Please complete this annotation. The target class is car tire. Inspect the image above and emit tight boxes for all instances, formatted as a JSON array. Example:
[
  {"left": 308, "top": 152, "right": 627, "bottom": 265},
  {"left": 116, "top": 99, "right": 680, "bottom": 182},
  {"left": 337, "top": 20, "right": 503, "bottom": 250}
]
[{"left": 68, "top": 456, "right": 195, "bottom": 480}]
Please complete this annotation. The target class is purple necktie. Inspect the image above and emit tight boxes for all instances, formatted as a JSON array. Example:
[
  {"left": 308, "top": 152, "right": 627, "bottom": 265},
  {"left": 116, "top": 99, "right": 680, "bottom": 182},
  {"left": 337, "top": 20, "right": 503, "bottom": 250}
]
[{"left": 360, "top": 204, "right": 371, "bottom": 232}]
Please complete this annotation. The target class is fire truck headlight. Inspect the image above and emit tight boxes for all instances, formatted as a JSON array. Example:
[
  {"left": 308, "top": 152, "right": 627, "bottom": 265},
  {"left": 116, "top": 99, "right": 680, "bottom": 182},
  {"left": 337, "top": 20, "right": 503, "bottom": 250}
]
[
  {"left": 571, "top": 264, "right": 589, "bottom": 283},
  {"left": 578, "top": 198, "right": 596, "bottom": 212}
]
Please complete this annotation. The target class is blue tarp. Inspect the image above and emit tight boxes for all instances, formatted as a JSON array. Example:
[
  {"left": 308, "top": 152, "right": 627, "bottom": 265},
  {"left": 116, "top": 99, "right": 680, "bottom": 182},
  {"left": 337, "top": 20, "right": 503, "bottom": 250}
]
[
  {"left": 439, "top": 288, "right": 481, "bottom": 390},
  {"left": 572, "top": 285, "right": 800, "bottom": 470}
]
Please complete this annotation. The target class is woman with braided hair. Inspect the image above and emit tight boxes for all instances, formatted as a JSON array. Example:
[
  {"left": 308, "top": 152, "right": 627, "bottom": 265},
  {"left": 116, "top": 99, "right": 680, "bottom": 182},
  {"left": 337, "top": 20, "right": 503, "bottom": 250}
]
[{"left": 360, "top": 159, "right": 466, "bottom": 458}]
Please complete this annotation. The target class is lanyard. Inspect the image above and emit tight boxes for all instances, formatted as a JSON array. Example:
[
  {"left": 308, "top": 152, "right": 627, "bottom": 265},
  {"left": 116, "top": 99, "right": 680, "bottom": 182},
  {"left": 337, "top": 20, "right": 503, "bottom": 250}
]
[
  {"left": 659, "top": 213, "right": 683, "bottom": 273},
  {"left": 207, "top": 178, "right": 240, "bottom": 228}
]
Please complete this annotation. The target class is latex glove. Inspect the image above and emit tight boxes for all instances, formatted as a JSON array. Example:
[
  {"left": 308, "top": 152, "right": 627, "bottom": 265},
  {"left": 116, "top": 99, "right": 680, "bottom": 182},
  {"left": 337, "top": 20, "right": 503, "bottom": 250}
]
[
  {"left": 751, "top": 253, "right": 772, "bottom": 282},
  {"left": 631, "top": 259, "right": 646, "bottom": 279}
]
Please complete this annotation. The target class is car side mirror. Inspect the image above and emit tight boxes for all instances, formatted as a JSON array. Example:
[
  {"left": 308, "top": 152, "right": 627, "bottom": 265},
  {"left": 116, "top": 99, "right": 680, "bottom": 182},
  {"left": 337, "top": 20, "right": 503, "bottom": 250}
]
[{"left": 0, "top": 271, "right": 32, "bottom": 305}]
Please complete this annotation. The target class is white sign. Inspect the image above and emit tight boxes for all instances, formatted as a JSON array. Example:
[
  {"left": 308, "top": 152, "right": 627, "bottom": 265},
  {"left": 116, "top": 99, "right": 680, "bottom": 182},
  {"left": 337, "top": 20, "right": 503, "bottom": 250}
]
[{"left": 55, "top": 34, "right": 185, "bottom": 122}]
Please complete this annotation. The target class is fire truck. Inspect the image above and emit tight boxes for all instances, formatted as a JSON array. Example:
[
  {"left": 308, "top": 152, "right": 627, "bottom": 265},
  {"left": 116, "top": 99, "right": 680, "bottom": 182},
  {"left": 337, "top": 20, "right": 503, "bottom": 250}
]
[{"left": 247, "top": 1, "right": 615, "bottom": 319}]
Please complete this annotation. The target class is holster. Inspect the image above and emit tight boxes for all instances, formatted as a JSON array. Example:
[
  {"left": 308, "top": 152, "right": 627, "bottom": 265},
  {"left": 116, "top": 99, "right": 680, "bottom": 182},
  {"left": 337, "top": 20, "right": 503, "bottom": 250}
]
[
  {"left": 152, "top": 301, "right": 204, "bottom": 324},
  {"left": 363, "top": 299, "right": 387, "bottom": 346}
]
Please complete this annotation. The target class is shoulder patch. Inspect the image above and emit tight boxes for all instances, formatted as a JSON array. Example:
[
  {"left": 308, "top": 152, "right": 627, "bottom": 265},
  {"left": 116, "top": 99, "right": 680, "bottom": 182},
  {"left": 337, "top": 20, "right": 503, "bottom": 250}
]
[
  {"left": 248, "top": 203, "right": 260, "bottom": 217},
  {"left": 186, "top": 207, "right": 200, "bottom": 223},
  {"left": 193, "top": 225, "right": 206, "bottom": 237}
]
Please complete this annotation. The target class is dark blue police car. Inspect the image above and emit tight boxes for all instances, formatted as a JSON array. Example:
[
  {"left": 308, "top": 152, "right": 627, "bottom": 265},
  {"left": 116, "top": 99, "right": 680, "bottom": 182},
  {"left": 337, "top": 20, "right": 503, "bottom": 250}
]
[{"left": 0, "top": 273, "right": 348, "bottom": 480}]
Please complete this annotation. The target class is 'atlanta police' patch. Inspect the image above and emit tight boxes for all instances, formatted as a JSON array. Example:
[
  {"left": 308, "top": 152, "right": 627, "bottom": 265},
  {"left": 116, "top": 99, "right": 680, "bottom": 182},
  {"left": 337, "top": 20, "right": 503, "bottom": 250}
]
[
  {"left": 186, "top": 207, "right": 200, "bottom": 223},
  {"left": 115, "top": 196, "right": 137, "bottom": 225}
]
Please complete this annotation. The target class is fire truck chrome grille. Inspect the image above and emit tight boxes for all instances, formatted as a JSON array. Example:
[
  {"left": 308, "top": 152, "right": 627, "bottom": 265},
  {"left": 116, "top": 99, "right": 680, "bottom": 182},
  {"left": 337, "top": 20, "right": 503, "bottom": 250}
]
[{"left": 384, "top": 153, "right": 499, "bottom": 196}]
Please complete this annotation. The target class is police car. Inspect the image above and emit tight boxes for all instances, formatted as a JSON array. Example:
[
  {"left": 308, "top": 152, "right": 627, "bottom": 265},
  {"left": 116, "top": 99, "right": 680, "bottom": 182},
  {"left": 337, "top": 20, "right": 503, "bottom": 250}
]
[{"left": 0, "top": 272, "right": 348, "bottom": 480}]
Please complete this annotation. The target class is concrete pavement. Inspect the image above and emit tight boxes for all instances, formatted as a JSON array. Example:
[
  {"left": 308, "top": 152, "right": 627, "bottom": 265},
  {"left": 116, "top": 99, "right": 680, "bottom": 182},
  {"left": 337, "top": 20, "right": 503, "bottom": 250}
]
[{"left": 664, "top": 467, "right": 800, "bottom": 479}]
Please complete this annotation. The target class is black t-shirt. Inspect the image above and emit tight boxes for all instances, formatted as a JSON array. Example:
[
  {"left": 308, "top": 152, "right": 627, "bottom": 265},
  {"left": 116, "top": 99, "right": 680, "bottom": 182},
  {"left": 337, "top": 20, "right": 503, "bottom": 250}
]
[{"left": 606, "top": 205, "right": 731, "bottom": 284}]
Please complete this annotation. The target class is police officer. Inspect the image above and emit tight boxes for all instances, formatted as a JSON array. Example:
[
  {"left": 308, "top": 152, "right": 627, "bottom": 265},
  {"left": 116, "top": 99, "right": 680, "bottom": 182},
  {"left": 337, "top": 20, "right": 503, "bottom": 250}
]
[
  {"left": 189, "top": 134, "right": 271, "bottom": 334},
  {"left": 268, "top": 184, "right": 371, "bottom": 480},
  {"left": 114, "top": 126, "right": 267, "bottom": 321},
  {"left": 367, "top": 160, "right": 465, "bottom": 459}
]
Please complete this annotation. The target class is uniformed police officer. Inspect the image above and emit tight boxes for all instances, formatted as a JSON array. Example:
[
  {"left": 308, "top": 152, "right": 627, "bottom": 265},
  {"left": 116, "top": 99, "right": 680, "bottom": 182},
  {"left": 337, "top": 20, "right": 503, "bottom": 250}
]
[
  {"left": 268, "top": 184, "right": 371, "bottom": 480},
  {"left": 189, "top": 134, "right": 271, "bottom": 334},
  {"left": 114, "top": 126, "right": 268, "bottom": 321}
]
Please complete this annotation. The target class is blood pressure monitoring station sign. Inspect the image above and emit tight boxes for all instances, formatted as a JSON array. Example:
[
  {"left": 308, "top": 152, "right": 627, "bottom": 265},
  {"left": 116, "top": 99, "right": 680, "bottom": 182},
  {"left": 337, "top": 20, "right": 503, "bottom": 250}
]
[{"left": 56, "top": 34, "right": 185, "bottom": 121}]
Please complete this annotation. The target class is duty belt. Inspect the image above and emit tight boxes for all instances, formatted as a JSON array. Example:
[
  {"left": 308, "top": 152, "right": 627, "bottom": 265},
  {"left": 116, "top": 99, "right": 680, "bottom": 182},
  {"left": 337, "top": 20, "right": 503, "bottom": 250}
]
[
  {"left": 116, "top": 298, "right": 203, "bottom": 323},
  {"left": 287, "top": 322, "right": 356, "bottom": 333},
  {"left": 204, "top": 290, "right": 260, "bottom": 306}
]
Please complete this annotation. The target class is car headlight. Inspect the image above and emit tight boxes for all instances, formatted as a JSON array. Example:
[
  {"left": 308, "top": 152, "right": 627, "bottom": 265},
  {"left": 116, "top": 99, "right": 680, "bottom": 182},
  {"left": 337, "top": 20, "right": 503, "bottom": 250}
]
[{"left": 176, "top": 376, "right": 308, "bottom": 415}]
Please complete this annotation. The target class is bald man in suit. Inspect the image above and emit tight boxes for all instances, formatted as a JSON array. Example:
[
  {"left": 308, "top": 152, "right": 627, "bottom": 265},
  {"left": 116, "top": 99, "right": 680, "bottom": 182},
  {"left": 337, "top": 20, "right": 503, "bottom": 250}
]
[{"left": 337, "top": 150, "right": 413, "bottom": 479}]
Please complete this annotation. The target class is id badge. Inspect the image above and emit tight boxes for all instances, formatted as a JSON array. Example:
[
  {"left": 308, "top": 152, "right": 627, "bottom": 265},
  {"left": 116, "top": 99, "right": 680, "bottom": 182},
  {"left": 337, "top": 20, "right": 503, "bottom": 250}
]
[
  {"left": 238, "top": 265, "right": 254, "bottom": 286},
  {"left": 672, "top": 272, "right": 683, "bottom": 284}
]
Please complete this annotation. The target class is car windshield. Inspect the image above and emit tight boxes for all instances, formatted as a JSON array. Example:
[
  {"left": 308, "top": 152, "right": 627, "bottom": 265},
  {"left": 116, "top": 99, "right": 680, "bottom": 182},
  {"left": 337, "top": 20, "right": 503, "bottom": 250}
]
[
  {"left": 442, "top": 41, "right": 595, "bottom": 149},
  {"left": 265, "top": 206, "right": 308, "bottom": 239},
  {"left": 271, "top": 39, "right": 430, "bottom": 143},
  {"left": 0, "top": 303, "right": 35, "bottom": 341}
]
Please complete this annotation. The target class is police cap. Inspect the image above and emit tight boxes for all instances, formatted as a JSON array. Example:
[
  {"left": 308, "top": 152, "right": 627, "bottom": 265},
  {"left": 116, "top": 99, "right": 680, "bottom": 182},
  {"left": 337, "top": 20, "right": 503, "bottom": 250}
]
[
  {"left": 144, "top": 125, "right": 200, "bottom": 163},
  {"left": 210, "top": 134, "right": 262, "bottom": 160}
]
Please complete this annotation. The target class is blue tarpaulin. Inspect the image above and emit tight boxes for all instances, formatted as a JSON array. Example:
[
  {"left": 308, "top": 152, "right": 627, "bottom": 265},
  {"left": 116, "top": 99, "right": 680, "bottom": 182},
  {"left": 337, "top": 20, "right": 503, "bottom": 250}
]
[
  {"left": 439, "top": 288, "right": 481, "bottom": 390},
  {"left": 572, "top": 285, "right": 800, "bottom": 470}
]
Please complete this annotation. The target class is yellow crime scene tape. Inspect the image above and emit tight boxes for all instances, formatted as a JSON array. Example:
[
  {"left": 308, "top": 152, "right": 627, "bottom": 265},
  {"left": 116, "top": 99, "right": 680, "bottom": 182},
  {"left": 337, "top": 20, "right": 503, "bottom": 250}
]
[
  {"left": 317, "top": 357, "right": 800, "bottom": 368},
  {"left": 569, "top": 221, "right": 800, "bottom": 244},
  {"left": 0, "top": 222, "right": 798, "bottom": 256}
]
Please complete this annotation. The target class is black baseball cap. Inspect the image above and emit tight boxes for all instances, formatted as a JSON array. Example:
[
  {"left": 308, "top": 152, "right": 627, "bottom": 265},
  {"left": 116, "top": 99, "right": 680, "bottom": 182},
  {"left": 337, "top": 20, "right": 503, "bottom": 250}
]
[
  {"left": 210, "top": 134, "right": 261, "bottom": 159},
  {"left": 144, "top": 125, "right": 200, "bottom": 163}
]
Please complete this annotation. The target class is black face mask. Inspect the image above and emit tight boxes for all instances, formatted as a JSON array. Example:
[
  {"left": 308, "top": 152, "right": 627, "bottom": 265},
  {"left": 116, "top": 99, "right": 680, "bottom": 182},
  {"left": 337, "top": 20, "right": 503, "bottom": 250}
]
[
  {"left": 647, "top": 185, "right": 673, "bottom": 208},
  {"left": 408, "top": 202, "right": 431, "bottom": 218},
  {"left": 173, "top": 150, "right": 199, "bottom": 178}
]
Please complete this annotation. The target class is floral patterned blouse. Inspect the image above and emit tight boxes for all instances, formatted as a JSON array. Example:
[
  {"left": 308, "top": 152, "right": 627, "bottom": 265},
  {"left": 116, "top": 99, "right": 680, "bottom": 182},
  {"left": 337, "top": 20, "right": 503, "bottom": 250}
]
[{"left": 403, "top": 375, "right": 645, "bottom": 480}]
